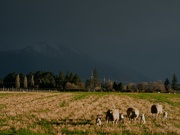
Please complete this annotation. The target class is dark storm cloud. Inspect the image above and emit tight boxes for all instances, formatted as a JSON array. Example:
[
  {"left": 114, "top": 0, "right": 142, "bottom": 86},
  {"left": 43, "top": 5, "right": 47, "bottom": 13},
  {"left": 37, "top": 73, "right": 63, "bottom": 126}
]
[
  {"left": 1, "top": 0, "right": 180, "bottom": 48},
  {"left": 0, "top": 0, "right": 180, "bottom": 80}
]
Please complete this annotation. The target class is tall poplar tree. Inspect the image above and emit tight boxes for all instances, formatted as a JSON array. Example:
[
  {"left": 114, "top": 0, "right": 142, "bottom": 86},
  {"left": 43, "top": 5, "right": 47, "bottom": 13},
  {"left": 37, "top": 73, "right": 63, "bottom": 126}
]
[
  {"left": 30, "top": 74, "right": 34, "bottom": 88},
  {"left": 15, "top": 74, "right": 20, "bottom": 89},
  {"left": 23, "top": 75, "right": 28, "bottom": 89}
]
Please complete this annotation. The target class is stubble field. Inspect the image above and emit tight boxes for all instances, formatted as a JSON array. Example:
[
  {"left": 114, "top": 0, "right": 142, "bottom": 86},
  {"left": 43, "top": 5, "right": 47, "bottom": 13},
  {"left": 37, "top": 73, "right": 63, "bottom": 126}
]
[{"left": 0, "top": 92, "right": 179, "bottom": 135}]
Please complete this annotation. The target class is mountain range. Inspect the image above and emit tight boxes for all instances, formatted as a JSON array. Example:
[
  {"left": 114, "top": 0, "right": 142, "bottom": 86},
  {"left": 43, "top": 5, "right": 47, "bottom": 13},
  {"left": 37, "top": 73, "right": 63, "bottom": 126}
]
[{"left": 0, "top": 42, "right": 150, "bottom": 83}]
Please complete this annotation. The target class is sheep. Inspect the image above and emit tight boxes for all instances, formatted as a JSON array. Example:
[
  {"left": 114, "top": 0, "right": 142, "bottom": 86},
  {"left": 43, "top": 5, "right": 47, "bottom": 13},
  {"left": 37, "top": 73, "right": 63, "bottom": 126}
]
[
  {"left": 163, "top": 111, "right": 168, "bottom": 119},
  {"left": 96, "top": 114, "right": 103, "bottom": 126},
  {"left": 140, "top": 113, "right": 146, "bottom": 124},
  {"left": 127, "top": 107, "right": 139, "bottom": 123},
  {"left": 151, "top": 104, "right": 163, "bottom": 118},
  {"left": 119, "top": 113, "right": 125, "bottom": 124},
  {"left": 162, "top": 111, "right": 168, "bottom": 124},
  {"left": 106, "top": 109, "right": 119, "bottom": 126}
]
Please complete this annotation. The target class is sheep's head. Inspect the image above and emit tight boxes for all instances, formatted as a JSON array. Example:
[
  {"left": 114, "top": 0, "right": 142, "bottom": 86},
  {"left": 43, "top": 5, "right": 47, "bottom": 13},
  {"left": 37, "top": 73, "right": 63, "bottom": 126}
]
[
  {"left": 107, "top": 109, "right": 113, "bottom": 114},
  {"left": 120, "top": 113, "right": 124, "bottom": 119}
]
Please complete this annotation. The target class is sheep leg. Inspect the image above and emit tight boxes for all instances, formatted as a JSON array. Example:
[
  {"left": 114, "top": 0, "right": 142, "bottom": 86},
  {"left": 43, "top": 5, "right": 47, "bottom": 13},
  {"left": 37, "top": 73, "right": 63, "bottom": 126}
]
[{"left": 106, "top": 120, "right": 108, "bottom": 126}]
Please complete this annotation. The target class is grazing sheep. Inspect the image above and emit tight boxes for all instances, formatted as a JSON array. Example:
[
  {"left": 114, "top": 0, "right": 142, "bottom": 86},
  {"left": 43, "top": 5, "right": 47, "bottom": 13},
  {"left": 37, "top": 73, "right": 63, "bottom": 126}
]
[
  {"left": 119, "top": 113, "right": 125, "bottom": 124},
  {"left": 162, "top": 111, "right": 168, "bottom": 124},
  {"left": 96, "top": 114, "right": 103, "bottom": 126},
  {"left": 127, "top": 107, "right": 139, "bottom": 122},
  {"left": 140, "top": 113, "right": 146, "bottom": 124},
  {"left": 106, "top": 109, "right": 119, "bottom": 125},
  {"left": 163, "top": 112, "right": 168, "bottom": 119},
  {"left": 151, "top": 104, "right": 163, "bottom": 118}
]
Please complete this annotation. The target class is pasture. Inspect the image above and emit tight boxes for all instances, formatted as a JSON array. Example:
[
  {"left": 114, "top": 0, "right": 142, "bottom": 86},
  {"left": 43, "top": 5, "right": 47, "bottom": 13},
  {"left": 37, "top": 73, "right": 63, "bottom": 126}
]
[{"left": 0, "top": 92, "right": 179, "bottom": 135}]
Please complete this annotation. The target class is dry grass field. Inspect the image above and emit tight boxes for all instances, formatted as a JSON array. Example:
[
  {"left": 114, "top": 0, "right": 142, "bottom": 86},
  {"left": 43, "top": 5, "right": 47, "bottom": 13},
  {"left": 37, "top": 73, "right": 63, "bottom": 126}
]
[{"left": 0, "top": 92, "right": 179, "bottom": 135}]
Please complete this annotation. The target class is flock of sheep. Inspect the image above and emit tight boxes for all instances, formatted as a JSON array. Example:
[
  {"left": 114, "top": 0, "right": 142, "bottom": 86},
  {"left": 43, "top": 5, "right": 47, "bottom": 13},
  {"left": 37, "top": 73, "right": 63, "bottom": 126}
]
[{"left": 96, "top": 104, "right": 168, "bottom": 126}]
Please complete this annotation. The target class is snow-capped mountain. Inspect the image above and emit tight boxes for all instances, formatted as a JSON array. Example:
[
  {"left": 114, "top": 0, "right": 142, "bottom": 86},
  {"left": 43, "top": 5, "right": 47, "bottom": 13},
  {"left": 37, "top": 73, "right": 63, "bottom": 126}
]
[
  {"left": 23, "top": 42, "right": 82, "bottom": 58},
  {"left": 0, "top": 42, "right": 150, "bottom": 82}
]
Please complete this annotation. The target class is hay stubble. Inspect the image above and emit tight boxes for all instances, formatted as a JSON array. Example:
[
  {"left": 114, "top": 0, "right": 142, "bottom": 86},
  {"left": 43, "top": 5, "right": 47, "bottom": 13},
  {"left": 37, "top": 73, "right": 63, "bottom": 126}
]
[{"left": 0, "top": 92, "right": 179, "bottom": 135}]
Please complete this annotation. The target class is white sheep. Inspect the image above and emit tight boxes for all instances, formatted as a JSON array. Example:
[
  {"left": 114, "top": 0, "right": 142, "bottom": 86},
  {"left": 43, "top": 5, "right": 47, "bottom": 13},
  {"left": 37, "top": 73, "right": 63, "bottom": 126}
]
[
  {"left": 163, "top": 111, "right": 168, "bottom": 119},
  {"left": 119, "top": 113, "right": 125, "bottom": 124},
  {"left": 140, "top": 113, "right": 146, "bottom": 124},
  {"left": 151, "top": 104, "right": 163, "bottom": 118},
  {"left": 106, "top": 109, "right": 119, "bottom": 126}
]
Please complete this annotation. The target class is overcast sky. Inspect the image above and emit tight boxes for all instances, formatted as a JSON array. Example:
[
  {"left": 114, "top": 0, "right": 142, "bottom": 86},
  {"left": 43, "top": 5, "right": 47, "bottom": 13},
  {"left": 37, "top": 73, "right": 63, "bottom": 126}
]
[{"left": 1, "top": 0, "right": 180, "bottom": 81}]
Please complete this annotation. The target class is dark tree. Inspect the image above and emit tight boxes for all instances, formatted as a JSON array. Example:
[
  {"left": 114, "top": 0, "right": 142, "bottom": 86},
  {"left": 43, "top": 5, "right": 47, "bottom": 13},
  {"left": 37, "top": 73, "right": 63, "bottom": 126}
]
[
  {"left": 69, "top": 73, "right": 75, "bottom": 83},
  {"left": 85, "top": 79, "right": 91, "bottom": 90},
  {"left": 172, "top": 74, "right": 178, "bottom": 90},
  {"left": 64, "top": 72, "right": 75, "bottom": 88},
  {"left": 42, "top": 72, "right": 56, "bottom": 88},
  {"left": 56, "top": 71, "right": 65, "bottom": 89},
  {"left": 65, "top": 72, "right": 71, "bottom": 83},
  {"left": 34, "top": 71, "right": 56, "bottom": 88},
  {"left": 0, "top": 79, "right": 3, "bottom": 88},
  {"left": 93, "top": 68, "right": 99, "bottom": 87},
  {"left": 113, "top": 82, "right": 118, "bottom": 91},
  {"left": 3, "top": 72, "right": 17, "bottom": 88},
  {"left": 164, "top": 78, "right": 170, "bottom": 92},
  {"left": 112, "top": 82, "right": 124, "bottom": 92},
  {"left": 72, "top": 74, "right": 81, "bottom": 85},
  {"left": 118, "top": 82, "right": 124, "bottom": 92},
  {"left": 19, "top": 73, "right": 25, "bottom": 88},
  {"left": 34, "top": 71, "right": 43, "bottom": 86}
]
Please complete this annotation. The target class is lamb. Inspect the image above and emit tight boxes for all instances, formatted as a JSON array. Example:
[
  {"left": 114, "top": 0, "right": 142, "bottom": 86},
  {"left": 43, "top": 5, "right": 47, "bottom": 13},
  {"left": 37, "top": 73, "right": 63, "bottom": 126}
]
[
  {"left": 127, "top": 107, "right": 139, "bottom": 122},
  {"left": 96, "top": 114, "right": 103, "bottom": 126},
  {"left": 106, "top": 109, "right": 119, "bottom": 125},
  {"left": 140, "top": 113, "right": 146, "bottom": 124},
  {"left": 119, "top": 113, "right": 125, "bottom": 124},
  {"left": 163, "top": 111, "right": 168, "bottom": 119},
  {"left": 151, "top": 104, "right": 163, "bottom": 118}
]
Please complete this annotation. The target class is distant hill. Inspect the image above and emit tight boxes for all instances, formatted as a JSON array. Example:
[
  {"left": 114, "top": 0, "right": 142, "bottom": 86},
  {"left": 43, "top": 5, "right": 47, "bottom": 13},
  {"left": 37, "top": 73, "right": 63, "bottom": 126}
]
[{"left": 0, "top": 42, "right": 150, "bottom": 82}]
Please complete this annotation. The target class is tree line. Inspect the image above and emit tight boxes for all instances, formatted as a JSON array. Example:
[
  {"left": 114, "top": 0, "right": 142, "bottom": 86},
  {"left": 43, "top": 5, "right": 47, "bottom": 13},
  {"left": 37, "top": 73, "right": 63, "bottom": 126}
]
[
  {"left": 0, "top": 69, "right": 179, "bottom": 93},
  {"left": 0, "top": 71, "right": 84, "bottom": 90},
  {"left": 107, "top": 74, "right": 178, "bottom": 93}
]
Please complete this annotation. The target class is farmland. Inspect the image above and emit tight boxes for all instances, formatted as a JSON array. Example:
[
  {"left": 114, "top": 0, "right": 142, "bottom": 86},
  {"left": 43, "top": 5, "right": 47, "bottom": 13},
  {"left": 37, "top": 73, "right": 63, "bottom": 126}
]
[{"left": 0, "top": 92, "right": 179, "bottom": 135}]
